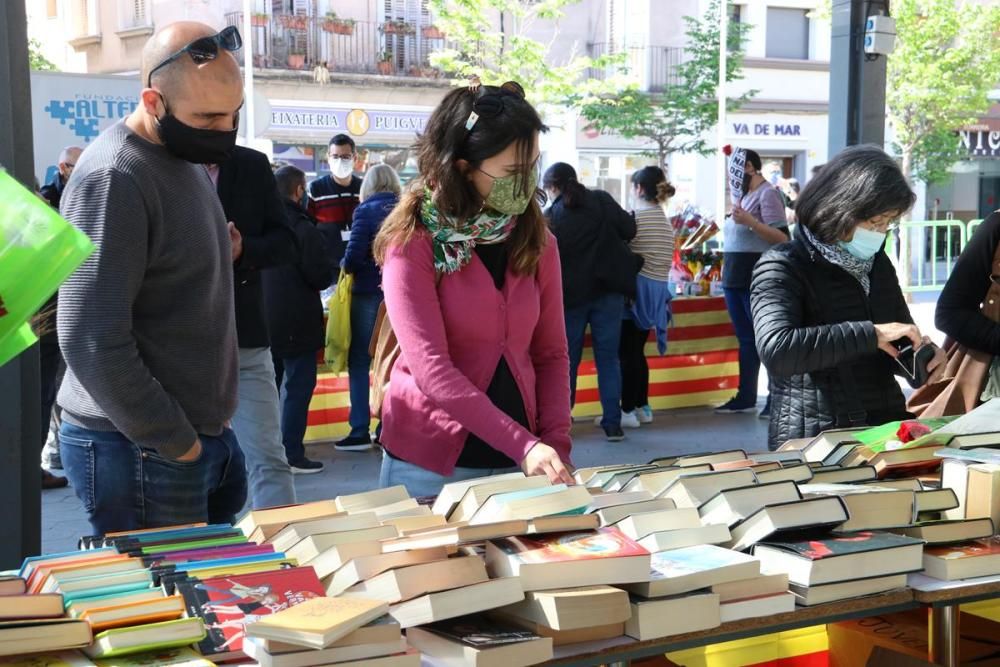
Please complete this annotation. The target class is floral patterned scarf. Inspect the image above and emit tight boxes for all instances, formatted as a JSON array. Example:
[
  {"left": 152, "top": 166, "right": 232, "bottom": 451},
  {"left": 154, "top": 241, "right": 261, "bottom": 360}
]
[
  {"left": 800, "top": 224, "right": 876, "bottom": 295},
  {"left": 419, "top": 188, "right": 516, "bottom": 274}
]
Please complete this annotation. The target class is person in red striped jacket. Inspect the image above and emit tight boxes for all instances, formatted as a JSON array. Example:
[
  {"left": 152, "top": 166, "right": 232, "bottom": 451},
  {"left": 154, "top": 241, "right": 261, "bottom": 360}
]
[{"left": 307, "top": 133, "right": 362, "bottom": 266}]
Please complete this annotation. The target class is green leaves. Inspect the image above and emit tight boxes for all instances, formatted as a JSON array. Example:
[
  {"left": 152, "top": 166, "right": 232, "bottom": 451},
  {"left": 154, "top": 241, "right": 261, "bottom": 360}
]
[
  {"left": 574, "top": 0, "right": 754, "bottom": 166},
  {"left": 29, "top": 39, "right": 57, "bottom": 71},
  {"left": 887, "top": 0, "right": 1000, "bottom": 185},
  {"left": 427, "top": 0, "right": 625, "bottom": 108}
]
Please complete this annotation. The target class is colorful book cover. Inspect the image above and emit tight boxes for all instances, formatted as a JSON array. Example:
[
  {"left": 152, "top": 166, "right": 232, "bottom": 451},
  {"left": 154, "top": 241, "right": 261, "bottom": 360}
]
[
  {"left": 924, "top": 536, "right": 1000, "bottom": 560},
  {"left": 152, "top": 553, "right": 289, "bottom": 579},
  {"left": 142, "top": 544, "right": 274, "bottom": 569},
  {"left": 756, "top": 531, "right": 924, "bottom": 561},
  {"left": 498, "top": 527, "right": 649, "bottom": 565},
  {"left": 109, "top": 525, "right": 233, "bottom": 545},
  {"left": 424, "top": 615, "right": 541, "bottom": 647},
  {"left": 62, "top": 582, "right": 157, "bottom": 607},
  {"left": 20, "top": 549, "right": 116, "bottom": 579},
  {"left": 87, "top": 619, "right": 206, "bottom": 659},
  {"left": 93, "top": 646, "right": 213, "bottom": 666},
  {"left": 136, "top": 536, "right": 247, "bottom": 557},
  {"left": 175, "top": 566, "right": 324, "bottom": 657},
  {"left": 647, "top": 544, "right": 757, "bottom": 581},
  {"left": 0, "top": 651, "right": 95, "bottom": 666},
  {"left": 488, "top": 484, "right": 568, "bottom": 505}
]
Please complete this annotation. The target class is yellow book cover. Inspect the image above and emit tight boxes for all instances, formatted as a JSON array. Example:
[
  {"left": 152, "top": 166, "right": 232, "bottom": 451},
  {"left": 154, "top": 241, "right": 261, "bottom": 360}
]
[{"left": 246, "top": 596, "right": 389, "bottom": 649}]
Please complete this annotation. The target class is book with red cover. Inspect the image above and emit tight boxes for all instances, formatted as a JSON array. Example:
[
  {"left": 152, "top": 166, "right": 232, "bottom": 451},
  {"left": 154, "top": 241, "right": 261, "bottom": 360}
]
[
  {"left": 175, "top": 566, "right": 324, "bottom": 659},
  {"left": 504, "top": 527, "right": 648, "bottom": 565},
  {"left": 925, "top": 536, "right": 1000, "bottom": 559},
  {"left": 756, "top": 530, "right": 922, "bottom": 559}
]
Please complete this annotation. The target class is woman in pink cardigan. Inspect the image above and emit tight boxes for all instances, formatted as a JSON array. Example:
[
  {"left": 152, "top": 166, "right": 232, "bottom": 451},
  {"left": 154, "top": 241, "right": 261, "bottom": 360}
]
[{"left": 371, "top": 81, "right": 574, "bottom": 497}]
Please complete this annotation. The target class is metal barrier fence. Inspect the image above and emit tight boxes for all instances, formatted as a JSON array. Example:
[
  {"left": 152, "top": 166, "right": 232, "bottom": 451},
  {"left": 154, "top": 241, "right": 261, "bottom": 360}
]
[{"left": 892, "top": 220, "right": 967, "bottom": 293}]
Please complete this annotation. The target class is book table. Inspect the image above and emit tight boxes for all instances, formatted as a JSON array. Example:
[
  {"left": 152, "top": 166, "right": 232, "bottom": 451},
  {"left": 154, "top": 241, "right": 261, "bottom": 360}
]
[
  {"left": 909, "top": 573, "right": 1000, "bottom": 667},
  {"left": 513, "top": 590, "right": 918, "bottom": 667}
]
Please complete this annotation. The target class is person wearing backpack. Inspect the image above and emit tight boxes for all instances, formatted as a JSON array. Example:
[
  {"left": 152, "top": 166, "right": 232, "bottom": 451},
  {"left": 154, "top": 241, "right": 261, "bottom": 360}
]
[
  {"left": 370, "top": 81, "right": 574, "bottom": 497},
  {"left": 544, "top": 163, "right": 639, "bottom": 442}
]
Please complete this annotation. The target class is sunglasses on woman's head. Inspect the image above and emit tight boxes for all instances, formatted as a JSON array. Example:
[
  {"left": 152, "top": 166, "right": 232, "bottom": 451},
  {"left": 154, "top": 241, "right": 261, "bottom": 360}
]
[
  {"left": 146, "top": 26, "right": 243, "bottom": 88},
  {"left": 464, "top": 81, "right": 526, "bottom": 132}
]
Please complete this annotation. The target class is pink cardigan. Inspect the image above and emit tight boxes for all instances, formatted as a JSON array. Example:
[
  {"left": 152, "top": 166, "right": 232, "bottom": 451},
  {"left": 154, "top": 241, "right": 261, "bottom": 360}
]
[{"left": 380, "top": 229, "right": 573, "bottom": 476}]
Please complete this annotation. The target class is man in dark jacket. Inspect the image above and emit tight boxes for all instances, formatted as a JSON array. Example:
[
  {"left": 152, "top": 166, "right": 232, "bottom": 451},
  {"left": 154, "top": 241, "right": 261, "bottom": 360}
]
[
  {"left": 41, "top": 146, "right": 82, "bottom": 210},
  {"left": 213, "top": 145, "right": 299, "bottom": 505},
  {"left": 265, "top": 166, "right": 334, "bottom": 472},
  {"left": 307, "top": 133, "right": 362, "bottom": 268}
]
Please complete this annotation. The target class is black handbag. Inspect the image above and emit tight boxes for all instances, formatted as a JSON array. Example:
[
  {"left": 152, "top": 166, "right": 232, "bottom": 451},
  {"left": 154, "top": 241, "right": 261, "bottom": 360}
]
[{"left": 594, "top": 199, "right": 644, "bottom": 297}]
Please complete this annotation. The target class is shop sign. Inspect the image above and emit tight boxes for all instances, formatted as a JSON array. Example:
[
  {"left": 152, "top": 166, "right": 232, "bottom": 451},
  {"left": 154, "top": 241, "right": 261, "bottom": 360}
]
[
  {"left": 960, "top": 129, "right": 1000, "bottom": 158},
  {"left": 731, "top": 122, "right": 802, "bottom": 137},
  {"left": 269, "top": 103, "right": 431, "bottom": 139},
  {"left": 30, "top": 71, "right": 139, "bottom": 187}
]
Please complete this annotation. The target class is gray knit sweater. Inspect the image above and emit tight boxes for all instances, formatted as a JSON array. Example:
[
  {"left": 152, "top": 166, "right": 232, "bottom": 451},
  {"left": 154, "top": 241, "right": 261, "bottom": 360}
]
[{"left": 57, "top": 121, "right": 238, "bottom": 458}]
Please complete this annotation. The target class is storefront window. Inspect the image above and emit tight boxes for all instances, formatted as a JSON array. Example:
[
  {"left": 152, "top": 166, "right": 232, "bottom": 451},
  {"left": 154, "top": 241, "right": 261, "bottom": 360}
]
[
  {"left": 274, "top": 143, "right": 419, "bottom": 183},
  {"left": 578, "top": 152, "right": 658, "bottom": 205}
]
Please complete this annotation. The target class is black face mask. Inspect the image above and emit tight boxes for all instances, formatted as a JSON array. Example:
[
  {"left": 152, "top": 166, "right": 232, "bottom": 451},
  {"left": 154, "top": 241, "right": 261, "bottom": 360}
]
[{"left": 155, "top": 99, "right": 238, "bottom": 164}]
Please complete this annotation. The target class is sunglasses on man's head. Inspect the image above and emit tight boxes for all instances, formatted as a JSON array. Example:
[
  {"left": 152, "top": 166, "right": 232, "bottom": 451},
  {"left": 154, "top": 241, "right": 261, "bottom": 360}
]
[
  {"left": 146, "top": 26, "right": 243, "bottom": 88},
  {"left": 465, "top": 81, "right": 526, "bottom": 132}
]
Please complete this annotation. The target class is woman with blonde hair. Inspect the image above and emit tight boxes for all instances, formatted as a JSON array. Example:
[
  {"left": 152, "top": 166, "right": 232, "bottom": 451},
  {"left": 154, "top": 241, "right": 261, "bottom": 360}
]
[
  {"left": 337, "top": 164, "right": 402, "bottom": 452},
  {"left": 371, "top": 81, "right": 574, "bottom": 496}
]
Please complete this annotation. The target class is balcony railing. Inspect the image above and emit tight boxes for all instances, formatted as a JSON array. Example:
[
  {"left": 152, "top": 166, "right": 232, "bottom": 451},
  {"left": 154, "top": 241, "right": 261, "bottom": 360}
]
[
  {"left": 225, "top": 12, "right": 453, "bottom": 79},
  {"left": 588, "top": 43, "right": 685, "bottom": 93}
]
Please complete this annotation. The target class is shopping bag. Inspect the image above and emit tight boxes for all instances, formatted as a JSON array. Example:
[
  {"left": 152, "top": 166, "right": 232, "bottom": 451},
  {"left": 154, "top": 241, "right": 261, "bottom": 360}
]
[
  {"left": 0, "top": 171, "right": 93, "bottom": 366},
  {"left": 325, "top": 270, "right": 353, "bottom": 374}
]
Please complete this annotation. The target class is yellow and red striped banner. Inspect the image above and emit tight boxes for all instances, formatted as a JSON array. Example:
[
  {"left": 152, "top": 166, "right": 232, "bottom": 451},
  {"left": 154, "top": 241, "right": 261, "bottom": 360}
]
[{"left": 305, "top": 296, "right": 738, "bottom": 443}]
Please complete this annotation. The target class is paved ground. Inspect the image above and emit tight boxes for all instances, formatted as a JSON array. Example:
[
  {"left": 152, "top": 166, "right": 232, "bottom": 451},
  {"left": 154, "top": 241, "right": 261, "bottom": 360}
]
[{"left": 40, "top": 404, "right": 771, "bottom": 553}]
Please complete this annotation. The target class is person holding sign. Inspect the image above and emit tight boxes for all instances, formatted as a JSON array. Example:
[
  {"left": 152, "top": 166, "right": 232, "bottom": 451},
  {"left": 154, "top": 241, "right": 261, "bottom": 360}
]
[{"left": 716, "top": 148, "right": 789, "bottom": 417}]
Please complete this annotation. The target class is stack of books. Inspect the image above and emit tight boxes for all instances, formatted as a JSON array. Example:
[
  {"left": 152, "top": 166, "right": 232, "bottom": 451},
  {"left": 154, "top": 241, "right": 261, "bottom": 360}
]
[
  {"left": 242, "top": 597, "right": 420, "bottom": 667},
  {"left": 752, "top": 531, "right": 924, "bottom": 606},
  {"left": 0, "top": 571, "right": 91, "bottom": 658}
]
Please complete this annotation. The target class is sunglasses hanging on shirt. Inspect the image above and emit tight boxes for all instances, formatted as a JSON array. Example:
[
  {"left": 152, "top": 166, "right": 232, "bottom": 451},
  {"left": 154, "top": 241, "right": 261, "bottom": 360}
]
[{"left": 146, "top": 26, "right": 243, "bottom": 88}]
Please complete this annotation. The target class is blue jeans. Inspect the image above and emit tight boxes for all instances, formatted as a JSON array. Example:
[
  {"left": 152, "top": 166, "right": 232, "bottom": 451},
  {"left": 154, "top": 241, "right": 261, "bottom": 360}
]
[
  {"left": 378, "top": 451, "right": 520, "bottom": 498},
  {"left": 723, "top": 287, "right": 761, "bottom": 406},
  {"left": 231, "top": 347, "right": 296, "bottom": 509},
  {"left": 565, "top": 293, "right": 625, "bottom": 428},
  {"left": 348, "top": 292, "right": 383, "bottom": 436},
  {"left": 274, "top": 352, "right": 318, "bottom": 465},
  {"left": 59, "top": 422, "right": 248, "bottom": 536}
]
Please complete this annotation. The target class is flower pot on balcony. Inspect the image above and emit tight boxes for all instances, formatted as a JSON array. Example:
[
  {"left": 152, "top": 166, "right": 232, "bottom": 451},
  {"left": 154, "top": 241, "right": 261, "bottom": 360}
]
[
  {"left": 323, "top": 20, "right": 354, "bottom": 35},
  {"left": 287, "top": 54, "right": 306, "bottom": 69},
  {"left": 383, "top": 22, "right": 415, "bottom": 35},
  {"left": 421, "top": 26, "right": 444, "bottom": 39},
  {"left": 278, "top": 14, "right": 307, "bottom": 30},
  {"left": 377, "top": 60, "right": 394, "bottom": 75}
]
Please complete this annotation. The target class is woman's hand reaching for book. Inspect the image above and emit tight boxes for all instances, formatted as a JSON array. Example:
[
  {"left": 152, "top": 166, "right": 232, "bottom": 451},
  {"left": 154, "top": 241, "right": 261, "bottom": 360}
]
[{"left": 522, "top": 442, "right": 575, "bottom": 485}]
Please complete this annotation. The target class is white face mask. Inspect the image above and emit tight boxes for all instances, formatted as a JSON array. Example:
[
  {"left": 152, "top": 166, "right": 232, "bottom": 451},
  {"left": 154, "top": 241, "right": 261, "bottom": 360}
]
[{"left": 330, "top": 158, "right": 353, "bottom": 180}]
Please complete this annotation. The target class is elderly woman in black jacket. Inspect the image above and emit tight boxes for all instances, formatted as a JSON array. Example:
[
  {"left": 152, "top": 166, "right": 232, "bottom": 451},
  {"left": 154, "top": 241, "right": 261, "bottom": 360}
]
[{"left": 750, "top": 146, "right": 947, "bottom": 449}]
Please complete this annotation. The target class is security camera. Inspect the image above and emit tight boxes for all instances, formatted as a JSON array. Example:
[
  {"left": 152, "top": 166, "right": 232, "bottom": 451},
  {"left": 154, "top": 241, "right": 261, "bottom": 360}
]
[{"left": 864, "top": 15, "right": 896, "bottom": 56}]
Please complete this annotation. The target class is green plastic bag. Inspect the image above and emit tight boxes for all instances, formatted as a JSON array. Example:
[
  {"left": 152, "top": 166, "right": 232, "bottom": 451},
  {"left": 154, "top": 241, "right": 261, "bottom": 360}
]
[
  {"left": 0, "top": 171, "right": 94, "bottom": 366},
  {"left": 325, "top": 270, "right": 353, "bottom": 375}
]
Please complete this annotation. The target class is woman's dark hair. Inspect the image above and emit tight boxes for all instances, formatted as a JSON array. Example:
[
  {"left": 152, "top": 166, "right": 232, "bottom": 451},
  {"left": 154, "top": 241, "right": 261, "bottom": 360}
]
[
  {"left": 631, "top": 166, "right": 676, "bottom": 204},
  {"left": 542, "top": 162, "right": 588, "bottom": 209},
  {"left": 795, "top": 145, "right": 915, "bottom": 244},
  {"left": 744, "top": 149, "right": 763, "bottom": 172},
  {"left": 374, "top": 84, "right": 548, "bottom": 275}
]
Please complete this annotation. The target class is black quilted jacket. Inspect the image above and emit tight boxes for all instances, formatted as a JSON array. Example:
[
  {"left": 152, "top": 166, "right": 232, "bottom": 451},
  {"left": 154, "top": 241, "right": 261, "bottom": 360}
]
[{"left": 750, "top": 231, "right": 913, "bottom": 448}]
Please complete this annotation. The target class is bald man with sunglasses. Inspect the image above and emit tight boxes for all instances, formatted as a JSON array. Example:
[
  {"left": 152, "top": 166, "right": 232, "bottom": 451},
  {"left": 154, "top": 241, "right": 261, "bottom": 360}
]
[{"left": 57, "top": 22, "right": 248, "bottom": 535}]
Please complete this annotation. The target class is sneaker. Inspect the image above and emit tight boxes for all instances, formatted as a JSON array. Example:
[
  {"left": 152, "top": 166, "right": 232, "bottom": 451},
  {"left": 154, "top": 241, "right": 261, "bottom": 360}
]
[
  {"left": 621, "top": 411, "right": 641, "bottom": 429},
  {"left": 604, "top": 425, "right": 626, "bottom": 442},
  {"left": 41, "top": 469, "right": 68, "bottom": 490},
  {"left": 335, "top": 434, "right": 374, "bottom": 452},
  {"left": 714, "top": 398, "right": 757, "bottom": 414},
  {"left": 288, "top": 458, "right": 324, "bottom": 474},
  {"left": 758, "top": 403, "right": 771, "bottom": 419},
  {"left": 638, "top": 405, "right": 654, "bottom": 424}
]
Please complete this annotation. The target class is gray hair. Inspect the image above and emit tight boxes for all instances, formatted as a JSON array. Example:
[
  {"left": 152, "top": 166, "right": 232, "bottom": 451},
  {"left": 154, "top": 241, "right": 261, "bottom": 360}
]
[
  {"left": 359, "top": 164, "right": 401, "bottom": 203},
  {"left": 59, "top": 146, "right": 82, "bottom": 164}
]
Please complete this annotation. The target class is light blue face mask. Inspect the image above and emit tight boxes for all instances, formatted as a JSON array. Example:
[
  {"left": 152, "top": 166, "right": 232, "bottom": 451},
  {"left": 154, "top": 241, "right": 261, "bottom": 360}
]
[{"left": 839, "top": 225, "right": 886, "bottom": 260}]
